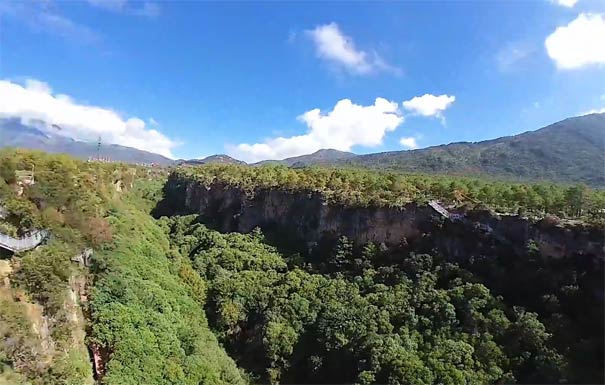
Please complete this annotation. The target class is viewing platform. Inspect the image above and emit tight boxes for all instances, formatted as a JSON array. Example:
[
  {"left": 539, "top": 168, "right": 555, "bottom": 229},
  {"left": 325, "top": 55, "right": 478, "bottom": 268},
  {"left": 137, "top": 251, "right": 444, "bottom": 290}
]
[
  {"left": 428, "top": 200, "right": 450, "bottom": 218},
  {"left": 0, "top": 230, "right": 49, "bottom": 253}
]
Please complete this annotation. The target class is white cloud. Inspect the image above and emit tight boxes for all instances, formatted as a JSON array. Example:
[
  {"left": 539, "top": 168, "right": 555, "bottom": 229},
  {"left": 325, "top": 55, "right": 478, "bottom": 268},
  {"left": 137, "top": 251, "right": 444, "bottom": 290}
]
[
  {"left": 229, "top": 98, "right": 403, "bottom": 162},
  {"left": 24, "top": 79, "right": 52, "bottom": 94},
  {"left": 87, "top": 0, "right": 159, "bottom": 17},
  {"left": 583, "top": 107, "right": 605, "bottom": 114},
  {"left": 552, "top": 0, "right": 578, "bottom": 8},
  {"left": 305, "top": 22, "right": 399, "bottom": 75},
  {"left": 0, "top": 79, "right": 177, "bottom": 158},
  {"left": 545, "top": 13, "right": 605, "bottom": 69},
  {"left": 87, "top": 0, "right": 128, "bottom": 12},
  {"left": 402, "top": 94, "right": 456, "bottom": 121},
  {"left": 0, "top": 2, "right": 100, "bottom": 43},
  {"left": 134, "top": 2, "right": 160, "bottom": 18},
  {"left": 399, "top": 137, "right": 418, "bottom": 150},
  {"left": 496, "top": 42, "right": 533, "bottom": 71}
]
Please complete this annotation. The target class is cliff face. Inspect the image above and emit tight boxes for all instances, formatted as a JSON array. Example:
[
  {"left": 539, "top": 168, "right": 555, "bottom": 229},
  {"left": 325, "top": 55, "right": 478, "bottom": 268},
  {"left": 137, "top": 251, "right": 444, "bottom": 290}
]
[
  {"left": 159, "top": 174, "right": 604, "bottom": 262},
  {"left": 185, "top": 184, "right": 430, "bottom": 246}
]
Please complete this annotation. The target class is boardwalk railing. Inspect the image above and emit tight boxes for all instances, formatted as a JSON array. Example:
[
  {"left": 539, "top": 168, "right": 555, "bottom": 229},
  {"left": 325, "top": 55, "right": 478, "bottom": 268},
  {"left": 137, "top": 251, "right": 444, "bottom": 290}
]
[
  {"left": 428, "top": 200, "right": 450, "bottom": 218},
  {"left": 0, "top": 230, "right": 49, "bottom": 253}
]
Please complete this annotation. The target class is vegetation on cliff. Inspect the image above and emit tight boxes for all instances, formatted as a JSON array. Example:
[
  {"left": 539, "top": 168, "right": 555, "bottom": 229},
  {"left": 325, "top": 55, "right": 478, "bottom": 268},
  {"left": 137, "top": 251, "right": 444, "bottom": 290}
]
[
  {"left": 175, "top": 164, "right": 605, "bottom": 220},
  {"left": 0, "top": 149, "right": 244, "bottom": 385},
  {"left": 0, "top": 149, "right": 124, "bottom": 385},
  {"left": 88, "top": 192, "right": 245, "bottom": 385}
]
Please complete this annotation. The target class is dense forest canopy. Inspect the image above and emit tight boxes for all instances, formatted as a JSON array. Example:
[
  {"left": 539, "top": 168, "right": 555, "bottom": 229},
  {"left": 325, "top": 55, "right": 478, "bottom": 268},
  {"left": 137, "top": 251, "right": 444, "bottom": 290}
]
[
  {"left": 177, "top": 164, "right": 605, "bottom": 220},
  {"left": 162, "top": 214, "right": 603, "bottom": 384},
  {"left": 0, "top": 149, "right": 603, "bottom": 385}
]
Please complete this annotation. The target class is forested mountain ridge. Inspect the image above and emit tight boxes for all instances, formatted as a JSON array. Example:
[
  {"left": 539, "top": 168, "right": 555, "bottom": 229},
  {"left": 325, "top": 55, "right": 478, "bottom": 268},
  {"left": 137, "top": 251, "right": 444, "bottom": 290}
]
[
  {"left": 254, "top": 149, "right": 356, "bottom": 167},
  {"left": 4, "top": 114, "right": 603, "bottom": 186},
  {"left": 224, "top": 114, "right": 605, "bottom": 186},
  {"left": 337, "top": 113, "right": 605, "bottom": 186},
  {"left": 178, "top": 154, "right": 246, "bottom": 166}
]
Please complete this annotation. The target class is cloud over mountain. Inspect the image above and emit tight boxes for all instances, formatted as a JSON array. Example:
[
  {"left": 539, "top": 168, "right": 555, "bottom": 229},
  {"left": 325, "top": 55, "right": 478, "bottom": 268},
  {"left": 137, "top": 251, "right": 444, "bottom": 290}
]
[{"left": 0, "top": 79, "right": 177, "bottom": 158}]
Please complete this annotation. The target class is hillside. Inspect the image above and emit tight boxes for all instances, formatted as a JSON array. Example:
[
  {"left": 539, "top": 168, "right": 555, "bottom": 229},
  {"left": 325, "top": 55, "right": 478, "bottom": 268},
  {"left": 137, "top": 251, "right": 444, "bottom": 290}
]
[
  {"left": 0, "top": 118, "right": 174, "bottom": 165},
  {"left": 338, "top": 114, "right": 605, "bottom": 186},
  {"left": 0, "top": 149, "right": 244, "bottom": 384}
]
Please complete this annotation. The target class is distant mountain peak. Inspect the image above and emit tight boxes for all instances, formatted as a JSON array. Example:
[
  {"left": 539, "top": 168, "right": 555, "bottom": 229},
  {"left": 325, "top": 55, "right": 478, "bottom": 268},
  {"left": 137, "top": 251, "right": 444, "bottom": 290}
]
[
  {"left": 313, "top": 148, "right": 350, "bottom": 154},
  {"left": 0, "top": 118, "right": 173, "bottom": 165},
  {"left": 179, "top": 154, "right": 246, "bottom": 166},
  {"left": 254, "top": 148, "right": 357, "bottom": 167}
]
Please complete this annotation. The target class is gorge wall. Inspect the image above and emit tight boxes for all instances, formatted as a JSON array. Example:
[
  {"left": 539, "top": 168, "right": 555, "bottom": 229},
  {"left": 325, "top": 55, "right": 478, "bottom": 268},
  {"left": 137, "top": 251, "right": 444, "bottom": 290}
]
[
  {"left": 157, "top": 173, "right": 605, "bottom": 381},
  {"left": 157, "top": 174, "right": 604, "bottom": 262}
]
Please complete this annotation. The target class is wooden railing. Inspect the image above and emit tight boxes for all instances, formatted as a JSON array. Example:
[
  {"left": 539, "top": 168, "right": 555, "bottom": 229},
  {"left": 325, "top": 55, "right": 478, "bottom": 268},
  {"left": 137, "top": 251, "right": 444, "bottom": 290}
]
[
  {"left": 428, "top": 200, "right": 450, "bottom": 218},
  {"left": 0, "top": 230, "right": 49, "bottom": 253}
]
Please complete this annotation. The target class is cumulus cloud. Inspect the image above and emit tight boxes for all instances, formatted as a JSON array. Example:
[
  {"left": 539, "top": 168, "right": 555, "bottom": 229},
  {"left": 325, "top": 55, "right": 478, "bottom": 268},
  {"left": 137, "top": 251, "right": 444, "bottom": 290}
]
[
  {"left": 402, "top": 94, "right": 456, "bottom": 121},
  {"left": 545, "top": 13, "right": 605, "bottom": 69},
  {"left": 229, "top": 98, "right": 403, "bottom": 162},
  {"left": 305, "top": 23, "right": 399, "bottom": 75},
  {"left": 552, "top": 0, "right": 578, "bottom": 7},
  {"left": 0, "top": 79, "right": 177, "bottom": 158},
  {"left": 399, "top": 137, "right": 419, "bottom": 150}
]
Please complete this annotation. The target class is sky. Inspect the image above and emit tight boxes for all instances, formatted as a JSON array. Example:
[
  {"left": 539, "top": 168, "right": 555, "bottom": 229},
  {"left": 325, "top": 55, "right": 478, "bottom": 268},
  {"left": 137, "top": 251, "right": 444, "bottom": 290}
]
[{"left": 1, "top": 0, "right": 604, "bottom": 161}]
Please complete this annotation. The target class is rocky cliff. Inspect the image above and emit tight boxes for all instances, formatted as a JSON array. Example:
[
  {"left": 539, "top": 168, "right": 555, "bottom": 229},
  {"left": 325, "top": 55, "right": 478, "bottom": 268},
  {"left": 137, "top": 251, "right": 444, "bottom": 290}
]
[
  {"left": 157, "top": 173, "right": 605, "bottom": 262},
  {"left": 156, "top": 173, "right": 605, "bottom": 382}
]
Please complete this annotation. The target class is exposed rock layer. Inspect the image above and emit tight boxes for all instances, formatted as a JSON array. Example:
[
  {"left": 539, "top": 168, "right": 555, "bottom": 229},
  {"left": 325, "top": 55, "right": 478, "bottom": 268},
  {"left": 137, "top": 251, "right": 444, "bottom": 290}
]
[{"left": 159, "top": 174, "right": 605, "bottom": 262}]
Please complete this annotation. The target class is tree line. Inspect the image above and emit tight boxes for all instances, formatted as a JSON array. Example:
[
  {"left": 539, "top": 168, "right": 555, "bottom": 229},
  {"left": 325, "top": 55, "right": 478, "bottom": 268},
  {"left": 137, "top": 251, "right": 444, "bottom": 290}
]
[{"left": 178, "top": 164, "right": 605, "bottom": 220}]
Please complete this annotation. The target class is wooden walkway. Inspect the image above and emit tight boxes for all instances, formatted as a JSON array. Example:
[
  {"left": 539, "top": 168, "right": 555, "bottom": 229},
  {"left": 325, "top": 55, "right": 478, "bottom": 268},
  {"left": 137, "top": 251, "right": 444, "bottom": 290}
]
[
  {"left": 428, "top": 200, "right": 450, "bottom": 218},
  {"left": 0, "top": 230, "right": 49, "bottom": 253}
]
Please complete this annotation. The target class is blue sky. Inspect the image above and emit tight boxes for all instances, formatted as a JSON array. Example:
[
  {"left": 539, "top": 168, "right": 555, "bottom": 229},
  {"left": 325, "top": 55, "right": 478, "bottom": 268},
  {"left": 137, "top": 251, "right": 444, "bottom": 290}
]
[{"left": 1, "top": 0, "right": 604, "bottom": 161}]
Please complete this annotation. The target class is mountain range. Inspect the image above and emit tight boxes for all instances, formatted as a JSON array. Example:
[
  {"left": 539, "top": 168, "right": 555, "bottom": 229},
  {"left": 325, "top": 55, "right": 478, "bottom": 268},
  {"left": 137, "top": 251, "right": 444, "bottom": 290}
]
[
  {"left": 254, "top": 148, "right": 357, "bottom": 167},
  {"left": 2, "top": 114, "right": 604, "bottom": 186},
  {"left": 0, "top": 118, "right": 173, "bottom": 165},
  {"left": 253, "top": 113, "right": 605, "bottom": 186},
  {"left": 339, "top": 113, "right": 605, "bottom": 187}
]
